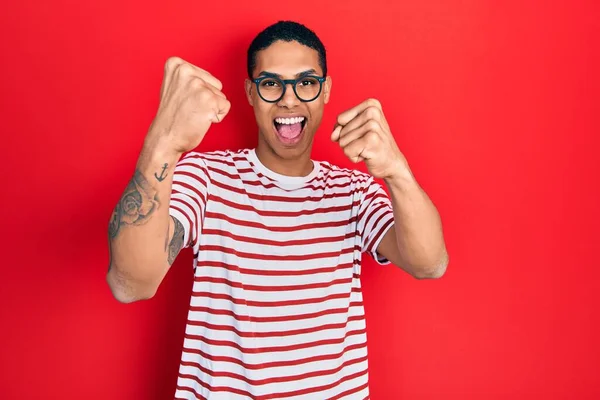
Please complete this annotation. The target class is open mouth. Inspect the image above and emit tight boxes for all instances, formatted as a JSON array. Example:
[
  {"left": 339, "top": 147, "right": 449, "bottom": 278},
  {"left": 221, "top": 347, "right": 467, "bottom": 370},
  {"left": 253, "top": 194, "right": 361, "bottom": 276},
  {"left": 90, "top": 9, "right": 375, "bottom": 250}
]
[{"left": 273, "top": 116, "right": 307, "bottom": 144}]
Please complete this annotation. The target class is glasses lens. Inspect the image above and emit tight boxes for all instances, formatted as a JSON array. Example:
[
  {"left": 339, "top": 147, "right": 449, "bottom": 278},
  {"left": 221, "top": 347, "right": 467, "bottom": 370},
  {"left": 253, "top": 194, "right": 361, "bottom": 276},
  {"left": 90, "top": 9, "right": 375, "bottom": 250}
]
[
  {"left": 295, "top": 77, "right": 322, "bottom": 101},
  {"left": 258, "top": 78, "right": 283, "bottom": 102}
]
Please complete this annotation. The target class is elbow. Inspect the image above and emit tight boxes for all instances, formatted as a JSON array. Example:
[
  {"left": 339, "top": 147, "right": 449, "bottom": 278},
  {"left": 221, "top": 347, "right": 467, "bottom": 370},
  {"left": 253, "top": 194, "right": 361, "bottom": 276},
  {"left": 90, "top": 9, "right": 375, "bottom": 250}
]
[
  {"left": 412, "top": 251, "right": 449, "bottom": 280},
  {"left": 109, "top": 286, "right": 155, "bottom": 304},
  {"left": 414, "top": 265, "right": 446, "bottom": 280},
  {"left": 106, "top": 268, "right": 157, "bottom": 304}
]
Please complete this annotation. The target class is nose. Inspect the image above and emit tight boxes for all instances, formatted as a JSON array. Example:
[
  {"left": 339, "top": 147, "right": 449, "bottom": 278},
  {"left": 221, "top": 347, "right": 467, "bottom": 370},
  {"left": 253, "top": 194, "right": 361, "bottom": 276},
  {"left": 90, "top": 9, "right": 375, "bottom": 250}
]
[{"left": 277, "top": 82, "right": 300, "bottom": 108}]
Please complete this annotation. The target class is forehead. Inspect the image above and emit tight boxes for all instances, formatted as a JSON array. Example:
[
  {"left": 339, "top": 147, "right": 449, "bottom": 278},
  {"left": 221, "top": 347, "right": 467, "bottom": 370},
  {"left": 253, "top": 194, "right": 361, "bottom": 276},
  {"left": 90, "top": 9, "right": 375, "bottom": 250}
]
[{"left": 253, "top": 40, "right": 322, "bottom": 77}]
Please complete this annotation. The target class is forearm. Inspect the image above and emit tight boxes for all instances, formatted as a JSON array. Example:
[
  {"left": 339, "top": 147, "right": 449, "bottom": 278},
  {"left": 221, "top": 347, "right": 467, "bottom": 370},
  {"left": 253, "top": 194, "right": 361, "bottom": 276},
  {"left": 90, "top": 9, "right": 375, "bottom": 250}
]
[
  {"left": 107, "top": 132, "right": 183, "bottom": 302},
  {"left": 384, "top": 167, "right": 448, "bottom": 277}
]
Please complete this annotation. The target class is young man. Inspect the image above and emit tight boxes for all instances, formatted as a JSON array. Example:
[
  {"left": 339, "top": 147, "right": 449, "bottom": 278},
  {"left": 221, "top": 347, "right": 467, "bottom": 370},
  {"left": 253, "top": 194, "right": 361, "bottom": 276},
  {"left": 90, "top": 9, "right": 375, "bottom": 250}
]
[{"left": 108, "top": 21, "right": 448, "bottom": 399}]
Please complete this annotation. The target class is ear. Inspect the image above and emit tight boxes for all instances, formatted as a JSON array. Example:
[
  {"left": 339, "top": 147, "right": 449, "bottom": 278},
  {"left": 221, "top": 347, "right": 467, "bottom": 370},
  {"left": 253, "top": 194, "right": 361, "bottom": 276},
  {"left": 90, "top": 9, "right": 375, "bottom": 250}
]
[
  {"left": 323, "top": 75, "right": 332, "bottom": 104},
  {"left": 244, "top": 79, "right": 254, "bottom": 106}
]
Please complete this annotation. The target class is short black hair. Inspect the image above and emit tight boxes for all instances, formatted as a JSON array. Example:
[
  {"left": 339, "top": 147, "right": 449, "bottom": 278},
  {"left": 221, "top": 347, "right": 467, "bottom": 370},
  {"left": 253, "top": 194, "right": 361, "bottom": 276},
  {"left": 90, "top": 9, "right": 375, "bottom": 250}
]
[{"left": 247, "top": 20, "right": 327, "bottom": 78}]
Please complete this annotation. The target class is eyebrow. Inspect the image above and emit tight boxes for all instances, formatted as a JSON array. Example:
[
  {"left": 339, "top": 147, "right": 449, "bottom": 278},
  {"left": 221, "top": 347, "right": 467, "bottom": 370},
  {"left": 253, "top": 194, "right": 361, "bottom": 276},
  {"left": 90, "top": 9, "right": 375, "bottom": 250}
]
[{"left": 257, "top": 69, "right": 318, "bottom": 78}]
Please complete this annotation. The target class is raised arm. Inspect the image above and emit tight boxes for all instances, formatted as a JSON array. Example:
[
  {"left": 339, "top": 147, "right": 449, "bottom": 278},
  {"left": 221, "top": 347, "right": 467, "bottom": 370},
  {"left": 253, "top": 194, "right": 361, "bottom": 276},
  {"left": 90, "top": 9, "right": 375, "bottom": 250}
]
[
  {"left": 332, "top": 98, "right": 448, "bottom": 278},
  {"left": 106, "top": 57, "right": 231, "bottom": 303}
]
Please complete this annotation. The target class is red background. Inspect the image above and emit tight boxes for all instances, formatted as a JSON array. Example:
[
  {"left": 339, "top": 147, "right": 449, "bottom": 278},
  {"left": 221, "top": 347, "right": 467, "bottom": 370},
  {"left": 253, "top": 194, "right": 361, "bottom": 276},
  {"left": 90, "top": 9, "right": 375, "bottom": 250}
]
[{"left": 1, "top": 0, "right": 598, "bottom": 399}]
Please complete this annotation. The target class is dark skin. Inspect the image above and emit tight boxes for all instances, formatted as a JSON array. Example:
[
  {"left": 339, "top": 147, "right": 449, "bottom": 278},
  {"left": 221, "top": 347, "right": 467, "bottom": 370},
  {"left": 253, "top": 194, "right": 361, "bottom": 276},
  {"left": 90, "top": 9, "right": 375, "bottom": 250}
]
[
  {"left": 108, "top": 169, "right": 184, "bottom": 267},
  {"left": 245, "top": 40, "right": 448, "bottom": 278},
  {"left": 106, "top": 56, "right": 232, "bottom": 302},
  {"left": 245, "top": 40, "right": 332, "bottom": 177},
  {"left": 106, "top": 25, "right": 449, "bottom": 308},
  {"left": 110, "top": 41, "right": 330, "bottom": 277}
]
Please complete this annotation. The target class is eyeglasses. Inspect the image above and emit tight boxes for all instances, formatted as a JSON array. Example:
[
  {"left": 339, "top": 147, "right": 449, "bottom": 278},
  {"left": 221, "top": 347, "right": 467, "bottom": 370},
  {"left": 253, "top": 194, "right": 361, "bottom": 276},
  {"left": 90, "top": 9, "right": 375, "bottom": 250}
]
[{"left": 252, "top": 75, "right": 326, "bottom": 103}]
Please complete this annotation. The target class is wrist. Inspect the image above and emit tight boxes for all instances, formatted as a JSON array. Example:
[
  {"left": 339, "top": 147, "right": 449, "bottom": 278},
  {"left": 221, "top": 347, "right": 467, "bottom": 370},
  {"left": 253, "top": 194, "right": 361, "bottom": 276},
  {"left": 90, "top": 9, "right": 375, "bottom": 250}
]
[
  {"left": 383, "top": 163, "right": 419, "bottom": 193},
  {"left": 137, "top": 130, "right": 182, "bottom": 178},
  {"left": 142, "top": 126, "right": 183, "bottom": 161}
]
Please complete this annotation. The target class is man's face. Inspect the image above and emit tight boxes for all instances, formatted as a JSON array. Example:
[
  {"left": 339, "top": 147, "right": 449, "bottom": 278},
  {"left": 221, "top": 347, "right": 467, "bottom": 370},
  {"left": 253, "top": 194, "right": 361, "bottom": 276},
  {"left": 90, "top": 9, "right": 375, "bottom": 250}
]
[{"left": 245, "top": 40, "right": 332, "bottom": 160}]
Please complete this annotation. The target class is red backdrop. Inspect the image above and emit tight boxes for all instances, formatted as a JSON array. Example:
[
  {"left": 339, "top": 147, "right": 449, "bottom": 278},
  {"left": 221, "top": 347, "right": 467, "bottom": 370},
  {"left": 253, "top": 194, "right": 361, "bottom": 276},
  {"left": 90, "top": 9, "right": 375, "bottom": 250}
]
[{"left": 1, "top": 0, "right": 599, "bottom": 399}]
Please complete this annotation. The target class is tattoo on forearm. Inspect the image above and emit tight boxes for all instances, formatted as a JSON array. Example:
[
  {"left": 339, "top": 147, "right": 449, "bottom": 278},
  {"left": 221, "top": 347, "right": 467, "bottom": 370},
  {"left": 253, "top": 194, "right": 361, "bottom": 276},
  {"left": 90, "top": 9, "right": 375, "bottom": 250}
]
[
  {"left": 168, "top": 216, "right": 185, "bottom": 265},
  {"left": 154, "top": 163, "right": 168, "bottom": 182},
  {"left": 109, "top": 170, "right": 159, "bottom": 239}
]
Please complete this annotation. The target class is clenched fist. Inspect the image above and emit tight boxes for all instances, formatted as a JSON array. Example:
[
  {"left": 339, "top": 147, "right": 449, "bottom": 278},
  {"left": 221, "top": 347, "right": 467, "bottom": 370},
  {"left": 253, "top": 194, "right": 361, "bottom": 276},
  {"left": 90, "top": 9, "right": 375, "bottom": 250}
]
[
  {"left": 331, "top": 98, "right": 408, "bottom": 180},
  {"left": 150, "top": 57, "right": 231, "bottom": 154}
]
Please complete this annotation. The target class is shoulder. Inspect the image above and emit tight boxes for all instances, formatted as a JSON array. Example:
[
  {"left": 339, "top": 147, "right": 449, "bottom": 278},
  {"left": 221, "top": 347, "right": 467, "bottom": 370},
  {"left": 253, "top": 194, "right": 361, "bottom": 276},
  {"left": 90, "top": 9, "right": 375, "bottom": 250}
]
[
  {"left": 182, "top": 148, "right": 250, "bottom": 169},
  {"left": 317, "top": 159, "right": 374, "bottom": 186}
]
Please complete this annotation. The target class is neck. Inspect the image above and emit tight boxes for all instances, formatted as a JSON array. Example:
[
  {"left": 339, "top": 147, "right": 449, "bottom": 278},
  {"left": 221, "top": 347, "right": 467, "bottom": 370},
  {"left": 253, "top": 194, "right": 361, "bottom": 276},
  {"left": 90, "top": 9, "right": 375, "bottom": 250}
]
[{"left": 255, "top": 140, "right": 314, "bottom": 177}]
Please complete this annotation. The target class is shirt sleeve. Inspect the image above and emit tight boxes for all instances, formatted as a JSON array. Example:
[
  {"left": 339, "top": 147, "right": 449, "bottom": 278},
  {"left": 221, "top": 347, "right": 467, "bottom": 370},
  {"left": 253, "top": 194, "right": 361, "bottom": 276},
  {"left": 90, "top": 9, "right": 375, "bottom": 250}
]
[
  {"left": 357, "top": 176, "right": 395, "bottom": 265},
  {"left": 168, "top": 152, "right": 211, "bottom": 250}
]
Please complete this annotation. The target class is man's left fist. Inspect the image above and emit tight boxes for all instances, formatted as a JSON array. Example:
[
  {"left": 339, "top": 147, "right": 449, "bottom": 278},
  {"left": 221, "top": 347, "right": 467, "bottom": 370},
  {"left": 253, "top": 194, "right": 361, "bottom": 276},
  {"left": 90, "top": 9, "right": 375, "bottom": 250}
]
[{"left": 331, "top": 98, "right": 407, "bottom": 180}]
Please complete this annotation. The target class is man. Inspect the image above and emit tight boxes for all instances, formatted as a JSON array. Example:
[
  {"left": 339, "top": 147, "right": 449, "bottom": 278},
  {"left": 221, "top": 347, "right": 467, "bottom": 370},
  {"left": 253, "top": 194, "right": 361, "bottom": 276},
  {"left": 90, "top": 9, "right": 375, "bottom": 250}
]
[{"left": 108, "top": 20, "right": 448, "bottom": 399}]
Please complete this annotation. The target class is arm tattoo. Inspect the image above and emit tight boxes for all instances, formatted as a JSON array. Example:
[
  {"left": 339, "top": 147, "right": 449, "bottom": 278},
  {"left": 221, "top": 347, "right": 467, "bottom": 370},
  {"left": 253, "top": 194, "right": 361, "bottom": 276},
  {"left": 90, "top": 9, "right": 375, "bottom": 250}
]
[
  {"left": 154, "top": 163, "right": 168, "bottom": 182},
  {"left": 168, "top": 216, "right": 185, "bottom": 265},
  {"left": 109, "top": 170, "right": 159, "bottom": 239}
]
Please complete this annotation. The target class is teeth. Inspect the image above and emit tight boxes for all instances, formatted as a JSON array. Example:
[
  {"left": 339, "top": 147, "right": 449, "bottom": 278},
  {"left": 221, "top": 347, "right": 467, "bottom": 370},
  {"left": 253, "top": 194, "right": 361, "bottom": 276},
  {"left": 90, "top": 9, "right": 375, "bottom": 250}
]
[{"left": 275, "top": 117, "right": 305, "bottom": 125}]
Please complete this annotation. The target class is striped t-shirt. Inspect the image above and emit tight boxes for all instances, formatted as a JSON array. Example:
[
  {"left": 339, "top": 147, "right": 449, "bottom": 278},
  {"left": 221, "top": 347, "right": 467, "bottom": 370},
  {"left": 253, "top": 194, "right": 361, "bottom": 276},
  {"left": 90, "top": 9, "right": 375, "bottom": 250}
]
[{"left": 168, "top": 148, "right": 395, "bottom": 400}]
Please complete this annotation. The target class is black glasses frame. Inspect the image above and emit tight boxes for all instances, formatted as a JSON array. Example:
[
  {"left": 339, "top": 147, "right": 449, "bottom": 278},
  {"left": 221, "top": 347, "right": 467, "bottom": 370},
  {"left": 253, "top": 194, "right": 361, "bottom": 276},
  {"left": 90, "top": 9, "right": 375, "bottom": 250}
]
[{"left": 252, "top": 75, "right": 326, "bottom": 103}]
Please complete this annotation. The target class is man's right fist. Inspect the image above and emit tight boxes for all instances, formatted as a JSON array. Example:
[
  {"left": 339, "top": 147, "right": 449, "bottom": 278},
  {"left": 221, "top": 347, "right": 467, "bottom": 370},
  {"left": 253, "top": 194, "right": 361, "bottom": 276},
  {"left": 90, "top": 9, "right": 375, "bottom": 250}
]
[{"left": 150, "top": 57, "right": 231, "bottom": 154}]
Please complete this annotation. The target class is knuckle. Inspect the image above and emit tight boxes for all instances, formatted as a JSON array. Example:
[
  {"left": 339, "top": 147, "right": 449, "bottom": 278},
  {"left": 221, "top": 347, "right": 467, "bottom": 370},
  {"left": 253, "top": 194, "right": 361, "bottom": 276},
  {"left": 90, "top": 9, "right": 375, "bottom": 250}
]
[
  {"left": 197, "top": 87, "right": 213, "bottom": 100},
  {"left": 365, "top": 106, "right": 381, "bottom": 120},
  {"left": 178, "top": 62, "right": 193, "bottom": 77},
  {"left": 366, "top": 131, "right": 379, "bottom": 145},
  {"left": 165, "top": 56, "right": 182, "bottom": 71},
  {"left": 367, "top": 98, "right": 382, "bottom": 109},
  {"left": 366, "top": 119, "right": 380, "bottom": 131},
  {"left": 190, "top": 77, "right": 205, "bottom": 89}
]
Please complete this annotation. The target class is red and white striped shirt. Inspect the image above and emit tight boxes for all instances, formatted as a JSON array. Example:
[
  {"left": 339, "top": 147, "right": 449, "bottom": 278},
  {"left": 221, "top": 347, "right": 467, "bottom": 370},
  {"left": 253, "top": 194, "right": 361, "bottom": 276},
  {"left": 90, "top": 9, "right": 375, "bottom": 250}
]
[{"left": 169, "top": 148, "right": 395, "bottom": 400}]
